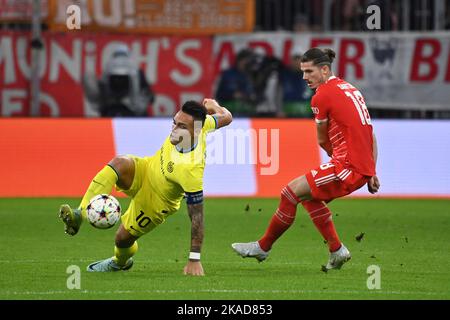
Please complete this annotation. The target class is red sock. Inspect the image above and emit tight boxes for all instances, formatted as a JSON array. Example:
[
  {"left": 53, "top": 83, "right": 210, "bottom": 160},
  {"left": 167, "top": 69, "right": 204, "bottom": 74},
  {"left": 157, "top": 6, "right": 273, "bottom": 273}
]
[
  {"left": 258, "top": 186, "right": 300, "bottom": 251},
  {"left": 302, "top": 200, "right": 341, "bottom": 252}
]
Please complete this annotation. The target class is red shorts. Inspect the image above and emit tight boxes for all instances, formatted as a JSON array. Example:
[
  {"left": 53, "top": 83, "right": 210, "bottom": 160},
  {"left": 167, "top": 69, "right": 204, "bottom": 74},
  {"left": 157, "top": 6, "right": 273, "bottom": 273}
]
[{"left": 305, "top": 160, "right": 370, "bottom": 202}]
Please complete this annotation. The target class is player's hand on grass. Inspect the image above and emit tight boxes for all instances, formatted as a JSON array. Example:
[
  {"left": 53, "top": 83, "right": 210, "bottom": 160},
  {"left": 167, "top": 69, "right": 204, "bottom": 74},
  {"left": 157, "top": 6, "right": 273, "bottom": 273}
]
[
  {"left": 183, "top": 261, "right": 205, "bottom": 276},
  {"left": 368, "top": 175, "right": 380, "bottom": 194}
]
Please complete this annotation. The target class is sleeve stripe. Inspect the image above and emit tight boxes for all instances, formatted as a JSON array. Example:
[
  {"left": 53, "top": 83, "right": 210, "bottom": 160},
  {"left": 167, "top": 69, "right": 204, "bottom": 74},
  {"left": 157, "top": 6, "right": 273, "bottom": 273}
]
[
  {"left": 212, "top": 115, "right": 219, "bottom": 129},
  {"left": 315, "top": 118, "right": 328, "bottom": 124}
]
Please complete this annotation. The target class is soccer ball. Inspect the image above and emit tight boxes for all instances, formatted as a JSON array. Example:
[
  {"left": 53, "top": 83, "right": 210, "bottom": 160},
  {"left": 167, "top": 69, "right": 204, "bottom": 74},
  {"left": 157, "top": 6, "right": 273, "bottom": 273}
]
[{"left": 86, "top": 194, "right": 121, "bottom": 229}]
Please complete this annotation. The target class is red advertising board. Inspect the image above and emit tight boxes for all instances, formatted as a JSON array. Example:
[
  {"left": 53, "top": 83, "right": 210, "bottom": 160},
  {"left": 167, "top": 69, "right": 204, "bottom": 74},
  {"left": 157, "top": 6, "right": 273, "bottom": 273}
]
[
  {"left": 2, "top": 31, "right": 450, "bottom": 116},
  {"left": 0, "top": 32, "right": 213, "bottom": 116}
]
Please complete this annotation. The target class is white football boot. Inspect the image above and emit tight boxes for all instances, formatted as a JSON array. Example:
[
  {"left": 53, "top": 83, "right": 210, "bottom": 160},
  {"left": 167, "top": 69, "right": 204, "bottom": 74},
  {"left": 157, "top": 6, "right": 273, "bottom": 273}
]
[
  {"left": 87, "top": 257, "right": 134, "bottom": 272},
  {"left": 325, "top": 244, "right": 351, "bottom": 270},
  {"left": 231, "top": 241, "right": 269, "bottom": 262}
]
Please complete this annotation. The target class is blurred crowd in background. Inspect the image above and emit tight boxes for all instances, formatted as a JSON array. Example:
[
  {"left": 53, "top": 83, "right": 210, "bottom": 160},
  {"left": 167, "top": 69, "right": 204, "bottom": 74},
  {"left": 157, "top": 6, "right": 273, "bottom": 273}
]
[
  {"left": 255, "top": 0, "right": 450, "bottom": 32},
  {"left": 215, "top": 48, "right": 311, "bottom": 117}
]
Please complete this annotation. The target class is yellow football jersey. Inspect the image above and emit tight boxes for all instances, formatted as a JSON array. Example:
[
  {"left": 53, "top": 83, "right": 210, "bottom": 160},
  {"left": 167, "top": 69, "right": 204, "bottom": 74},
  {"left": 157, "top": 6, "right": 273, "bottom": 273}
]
[{"left": 148, "top": 114, "right": 217, "bottom": 211}]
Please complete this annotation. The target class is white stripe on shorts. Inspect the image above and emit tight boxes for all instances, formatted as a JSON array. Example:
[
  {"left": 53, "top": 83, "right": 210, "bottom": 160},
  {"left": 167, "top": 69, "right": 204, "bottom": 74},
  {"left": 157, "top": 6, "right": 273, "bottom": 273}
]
[
  {"left": 316, "top": 176, "right": 338, "bottom": 187},
  {"left": 338, "top": 169, "right": 352, "bottom": 181},
  {"left": 337, "top": 169, "right": 349, "bottom": 179},
  {"left": 315, "top": 173, "right": 336, "bottom": 183}
]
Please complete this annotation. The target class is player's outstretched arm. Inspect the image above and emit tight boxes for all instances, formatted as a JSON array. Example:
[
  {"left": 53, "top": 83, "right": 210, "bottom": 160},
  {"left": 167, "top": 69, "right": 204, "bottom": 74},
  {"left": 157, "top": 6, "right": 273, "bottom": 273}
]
[
  {"left": 368, "top": 132, "right": 380, "bottom": 194},
  {"left": 202, "top": 98, "right": 233, "bottom": 129},
  {"left": 183, "top": 202, "right": 205, "bottom": 276}
]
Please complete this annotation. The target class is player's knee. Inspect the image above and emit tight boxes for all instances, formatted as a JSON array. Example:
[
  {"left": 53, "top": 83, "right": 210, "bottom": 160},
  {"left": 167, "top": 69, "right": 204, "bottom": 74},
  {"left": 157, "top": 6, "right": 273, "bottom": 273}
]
[
  {"left": 109, "top": 156, "right": 132, "bottom": 175},
  {"left": 109, "top": 156, "right": 135, "bottom": 189},
  {"left": 287, "top": 176, "right": 312, "bottom": 201}
]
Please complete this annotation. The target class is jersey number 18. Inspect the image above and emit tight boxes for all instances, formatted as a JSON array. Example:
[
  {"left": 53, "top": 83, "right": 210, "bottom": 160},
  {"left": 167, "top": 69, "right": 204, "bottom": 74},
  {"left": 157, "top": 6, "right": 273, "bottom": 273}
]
[{"left": 345, "top": 90, "right": 372, "bottom": 125}]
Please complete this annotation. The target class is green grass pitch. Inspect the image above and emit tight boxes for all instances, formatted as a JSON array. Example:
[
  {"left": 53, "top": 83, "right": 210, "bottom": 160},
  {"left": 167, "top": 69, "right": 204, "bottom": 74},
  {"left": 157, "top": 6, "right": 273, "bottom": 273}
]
[{"left": 0, "top": 197, "right": 449, "bottom": 300}]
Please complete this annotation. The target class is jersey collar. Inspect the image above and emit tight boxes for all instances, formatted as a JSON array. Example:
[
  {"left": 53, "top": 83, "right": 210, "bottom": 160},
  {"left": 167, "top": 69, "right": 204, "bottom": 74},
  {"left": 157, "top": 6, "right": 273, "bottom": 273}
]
[
  {"left": 326, "top": 75, "right": 337, "bottom": 83},
  {"left": 176, "top": 141, "right": 198, "bottom": 154}
]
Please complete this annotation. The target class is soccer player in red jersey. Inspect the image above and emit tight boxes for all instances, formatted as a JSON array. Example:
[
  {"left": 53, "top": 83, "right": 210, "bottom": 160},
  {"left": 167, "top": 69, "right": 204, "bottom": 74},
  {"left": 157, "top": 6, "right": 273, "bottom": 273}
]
[{"left": 232, "top": 48, "right": 380, "bottom": 270}]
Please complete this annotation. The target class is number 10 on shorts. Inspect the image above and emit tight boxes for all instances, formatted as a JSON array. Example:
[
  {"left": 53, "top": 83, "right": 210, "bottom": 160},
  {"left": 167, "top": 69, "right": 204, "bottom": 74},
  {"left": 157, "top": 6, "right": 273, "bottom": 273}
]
[{"left": 130, "top": 210, "right": 152, "bottom": 232}]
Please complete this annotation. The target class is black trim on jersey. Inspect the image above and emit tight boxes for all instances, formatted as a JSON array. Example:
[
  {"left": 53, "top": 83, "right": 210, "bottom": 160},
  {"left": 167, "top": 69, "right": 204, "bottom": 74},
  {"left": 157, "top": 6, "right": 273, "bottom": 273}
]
[
  {"left": 107, "top": 164, "right": 120, "bottom": 179},
  {"left": 185, "top": 190, "right": 204, "bottom": 205},
  {"left": 211, "top": 115, "right": 219, "bottom": 129},
  {"left": 175, "top": 142, "right": 198, "bottom": 153}
]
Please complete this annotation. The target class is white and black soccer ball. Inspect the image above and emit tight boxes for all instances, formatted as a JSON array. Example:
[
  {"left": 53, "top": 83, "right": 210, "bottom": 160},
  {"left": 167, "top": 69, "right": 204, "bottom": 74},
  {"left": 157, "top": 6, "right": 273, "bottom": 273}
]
[{"left": 86, "top": 194, "right": 121, "bottom": 229}]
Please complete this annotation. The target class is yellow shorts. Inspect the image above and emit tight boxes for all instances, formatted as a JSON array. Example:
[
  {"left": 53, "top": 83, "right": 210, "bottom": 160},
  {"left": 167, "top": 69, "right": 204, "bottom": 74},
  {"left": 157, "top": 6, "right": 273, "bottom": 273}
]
[{"left": 117, "top": 156, "right": 169, "bottom": 237}]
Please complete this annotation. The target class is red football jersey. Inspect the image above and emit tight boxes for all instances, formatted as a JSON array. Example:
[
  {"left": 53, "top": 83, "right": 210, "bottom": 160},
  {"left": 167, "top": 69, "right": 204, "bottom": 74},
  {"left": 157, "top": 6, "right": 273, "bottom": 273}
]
[{"left": 311, "top": 76, "right": 376, "bottom": 176}]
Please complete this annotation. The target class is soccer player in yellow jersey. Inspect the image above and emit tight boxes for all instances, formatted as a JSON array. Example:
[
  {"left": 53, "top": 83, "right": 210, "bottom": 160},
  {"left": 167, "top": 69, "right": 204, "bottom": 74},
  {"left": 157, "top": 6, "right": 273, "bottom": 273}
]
[{"left": 59, "top": 99, "right": 232, "bottom": 275}]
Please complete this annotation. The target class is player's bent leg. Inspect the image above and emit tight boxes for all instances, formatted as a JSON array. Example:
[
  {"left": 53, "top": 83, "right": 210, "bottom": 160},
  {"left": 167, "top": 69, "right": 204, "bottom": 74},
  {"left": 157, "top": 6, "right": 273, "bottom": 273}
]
[
  {"left": 258, "top": 185, "right": 303, "bottom": 251},
  {"left": 61, "top": 156, "right": 135, "bottom": 237},
  {"left": 62, "top": 163, "right": 119, "bottom": 236},
  {"left": 231, "top": 185, "right": 303, "bottom": 261},
  {"left": 78, "top": 164, "right": 120, "bottom": 220},
  {"left": 87, "top": 224, "right": 139, "bottom": 272},
  {"left": 114, "top": 224, "right": 139, "bottom": 266},
  {"left": 302, "top": 200, "right": 342, "bottom": 252},
  {"left": 301, "top": 169, "right": 344, "bottom": 253},
  {"left": 90, "top": 190, "right": 159, "bottom": 272},
  {"left": 301, "top": 164, "right": 364, "bottom": 269},
  {"left": 58, "top": 204, "right": 82, "bottom": 236},
  {"left": 79, "top": 156, "right": 134, "bottom": 219}
]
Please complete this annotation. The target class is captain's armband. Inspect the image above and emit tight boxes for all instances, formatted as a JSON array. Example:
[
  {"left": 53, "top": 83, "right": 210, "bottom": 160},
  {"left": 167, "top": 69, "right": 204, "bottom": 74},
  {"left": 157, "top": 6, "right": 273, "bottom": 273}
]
[{"left": 185, "top": 191, "right": 204, "bottom": 205}]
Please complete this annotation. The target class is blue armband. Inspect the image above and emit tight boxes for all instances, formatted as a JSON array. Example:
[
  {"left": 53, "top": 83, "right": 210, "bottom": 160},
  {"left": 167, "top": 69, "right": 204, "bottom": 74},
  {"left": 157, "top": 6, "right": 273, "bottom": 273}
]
[
  {"left": 185, "top": 191, "right": 204, "bottom": 205},
  {"left": 212, "top": 115, "right": 219, "bottom": 129}
]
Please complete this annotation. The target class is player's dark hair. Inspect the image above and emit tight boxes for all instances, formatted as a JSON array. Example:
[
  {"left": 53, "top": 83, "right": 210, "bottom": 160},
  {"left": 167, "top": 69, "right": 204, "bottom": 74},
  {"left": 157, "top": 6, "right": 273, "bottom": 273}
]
[
  {"left": 181, "top": 100, "right": 207, "bottom": 126},
  {"left": 301, "top": 48, "right": 336, "bottom": 67}
]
